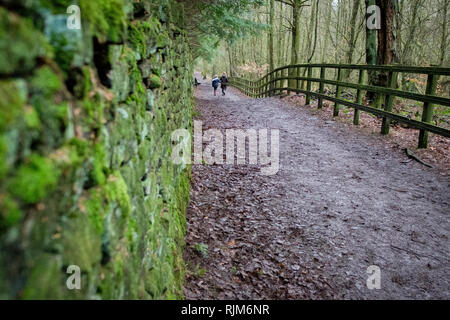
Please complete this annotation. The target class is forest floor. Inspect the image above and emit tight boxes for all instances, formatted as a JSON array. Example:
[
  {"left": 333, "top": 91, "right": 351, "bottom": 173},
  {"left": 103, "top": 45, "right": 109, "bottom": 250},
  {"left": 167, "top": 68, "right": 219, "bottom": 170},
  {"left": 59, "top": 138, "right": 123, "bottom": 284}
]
[{"left": 183, "top": 76, "right": 450, "bottom": 299}]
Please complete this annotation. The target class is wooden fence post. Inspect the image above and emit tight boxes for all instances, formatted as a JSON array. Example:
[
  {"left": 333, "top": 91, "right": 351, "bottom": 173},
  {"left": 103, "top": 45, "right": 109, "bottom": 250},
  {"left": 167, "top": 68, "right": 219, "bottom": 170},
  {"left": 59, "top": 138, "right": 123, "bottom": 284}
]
[
  {"left": 272, "top": 71, "right": 276, "bottom": 96},
  {"left": 418, "top": 73, "right": 439, "bottom": 148},
  {"left": 281, "top": 69, "right": 285, "bottom": 95},
  {"left": 296, "top": 66, "right": 301, "bottom": 94},
  {"left": 277, "top": 70, "right": 281, "bottom": 95},
  {"left": 306, "top": 66, "right": 313, "bottom": 105},
  {"left": 287, "top": 66, "right": 291, "bottom": 95},
  {"left": 265, "top": 75, "right": 269, "bottom": 97},
  {"left": 381, "top": 71, "right": 399, "bottom": 134},
  {"left": 334, "top": 68, "right": 343, "bottom": 117},
  {"left": 258, "top": 79, "right": 261, "bottom": 98},
  {"left": 354, "top": 69, "right": 365, "bottom": 125},
  {"left": 318, "top": 67, "right": 325, "bottom": 109},
  {"left": 259, "top": 79, "right": 262, "bottom": 98},
  {"left": 270, "top": 72, "right": 274, "bottom": 97}
]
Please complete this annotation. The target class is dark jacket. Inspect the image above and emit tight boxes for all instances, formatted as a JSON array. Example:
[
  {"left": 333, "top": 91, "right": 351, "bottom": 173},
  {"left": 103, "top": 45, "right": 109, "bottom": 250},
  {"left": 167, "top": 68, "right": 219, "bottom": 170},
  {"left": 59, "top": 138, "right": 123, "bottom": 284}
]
[{"left": 220, "top": 76, "right": 228, "bottom": 87}]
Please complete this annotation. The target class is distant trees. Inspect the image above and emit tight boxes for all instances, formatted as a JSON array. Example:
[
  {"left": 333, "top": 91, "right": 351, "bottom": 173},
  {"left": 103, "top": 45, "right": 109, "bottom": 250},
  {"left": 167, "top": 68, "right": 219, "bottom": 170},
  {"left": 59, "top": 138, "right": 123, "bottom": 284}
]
[
  {"left": 273, "top": 0, "right": 310, "bottom": 87},
  {"left": 183, "top": 0, "right": 265, "bottom": 60},
  {"left": 439, "top": 0, "right": 449, "bottom": 66},
  {"left": 268, "top": 0, "right": 275, "bottom": 72},
  {"left": 195, "top": 0, "right": 449, "bottom": 84}
]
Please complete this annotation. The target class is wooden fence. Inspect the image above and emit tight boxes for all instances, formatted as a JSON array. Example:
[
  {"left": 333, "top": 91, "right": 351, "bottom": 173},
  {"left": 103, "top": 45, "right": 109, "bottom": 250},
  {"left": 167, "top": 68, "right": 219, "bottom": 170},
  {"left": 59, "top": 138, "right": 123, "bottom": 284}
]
[{"left": 229, "top": 64, "right": 450, "bottom": 148}]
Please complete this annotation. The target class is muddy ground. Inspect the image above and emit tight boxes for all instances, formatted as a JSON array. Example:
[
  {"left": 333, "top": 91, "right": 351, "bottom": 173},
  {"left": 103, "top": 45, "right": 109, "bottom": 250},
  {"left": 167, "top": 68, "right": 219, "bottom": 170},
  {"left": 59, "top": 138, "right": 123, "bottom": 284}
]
[{"left": 183, "top": 77, "right": 450, "bottom": 300}]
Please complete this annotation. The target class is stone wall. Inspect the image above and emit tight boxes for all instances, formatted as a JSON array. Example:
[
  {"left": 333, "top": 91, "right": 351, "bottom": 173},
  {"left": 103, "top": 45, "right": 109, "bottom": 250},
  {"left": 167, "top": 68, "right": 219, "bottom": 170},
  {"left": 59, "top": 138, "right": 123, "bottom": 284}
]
[{"left": 0, "top": 0, "right": 193, "bottom": 299}]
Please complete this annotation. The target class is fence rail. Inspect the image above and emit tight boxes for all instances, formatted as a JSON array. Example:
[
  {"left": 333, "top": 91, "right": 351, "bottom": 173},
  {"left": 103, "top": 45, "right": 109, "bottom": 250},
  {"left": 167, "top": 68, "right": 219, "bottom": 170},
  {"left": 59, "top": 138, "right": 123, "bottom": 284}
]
[{"left": 229, "top": 64, "right": 450, "bottom": 148}]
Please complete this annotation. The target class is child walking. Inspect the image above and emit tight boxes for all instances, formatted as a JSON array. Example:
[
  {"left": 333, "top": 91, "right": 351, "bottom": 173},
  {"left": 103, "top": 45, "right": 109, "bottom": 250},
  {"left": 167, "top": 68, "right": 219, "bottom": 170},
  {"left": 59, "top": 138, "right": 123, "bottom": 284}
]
[
  {"left": 220, "top": 72, "right": 228, "bottom": 96},
  {"left": 212, "top": 75, "right": 221, "bottom": 96}
]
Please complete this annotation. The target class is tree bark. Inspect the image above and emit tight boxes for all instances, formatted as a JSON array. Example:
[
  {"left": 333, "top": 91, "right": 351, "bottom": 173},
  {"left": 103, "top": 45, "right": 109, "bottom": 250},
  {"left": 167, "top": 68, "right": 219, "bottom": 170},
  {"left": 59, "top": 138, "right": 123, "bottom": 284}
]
[
  {"left": 269, "top": 0, "right": 275, "bottom": 72},
  {"left": 376, "top": 0, "right": 397, "bottom": 66},
  {"left": 439, "top": 0, "right": 449, "bottom": 66},
  {"left": 366, "top": 0, "right": 377, "bottom": 101},
  {"left": 345, "top": 0, "right": 362, "bottom": 79}
]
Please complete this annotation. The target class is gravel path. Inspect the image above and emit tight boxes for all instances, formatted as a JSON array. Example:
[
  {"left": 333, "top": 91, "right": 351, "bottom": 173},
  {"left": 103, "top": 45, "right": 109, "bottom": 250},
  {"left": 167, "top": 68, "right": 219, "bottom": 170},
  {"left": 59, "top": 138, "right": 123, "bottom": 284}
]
[{"left": 183, "top": 78, "right": 450, "bottom": 300}]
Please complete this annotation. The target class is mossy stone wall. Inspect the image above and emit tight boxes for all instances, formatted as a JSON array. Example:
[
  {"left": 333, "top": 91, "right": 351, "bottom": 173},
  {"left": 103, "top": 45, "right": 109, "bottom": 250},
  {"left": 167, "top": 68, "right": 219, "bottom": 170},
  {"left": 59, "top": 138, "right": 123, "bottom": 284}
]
[{"left": 0, "top": 0, "right": 193, "bottom": 299}]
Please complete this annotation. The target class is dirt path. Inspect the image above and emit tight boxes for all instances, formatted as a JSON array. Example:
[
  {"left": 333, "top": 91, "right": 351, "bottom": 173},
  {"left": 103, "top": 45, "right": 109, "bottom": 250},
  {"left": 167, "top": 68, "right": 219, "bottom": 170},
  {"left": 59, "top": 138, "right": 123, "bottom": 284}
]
[{"left": 183, "top": 77, "right": 450, "bottom": 300}]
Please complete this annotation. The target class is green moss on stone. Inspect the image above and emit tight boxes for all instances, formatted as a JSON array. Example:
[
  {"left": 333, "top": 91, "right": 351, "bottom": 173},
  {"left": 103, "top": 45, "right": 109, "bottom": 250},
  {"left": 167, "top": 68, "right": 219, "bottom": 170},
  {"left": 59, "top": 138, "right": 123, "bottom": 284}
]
[
  {"left": 0, "top": 8, "right": 49, "bottom": 75},
  {"left": 0, "top": 194, "right": 23, "bottom": 228},
  {"left": 92, "top": 143, "right": 107, "bottom": 186},
  {"left": 21, "top": 254, "right": 62, "bottom": 300},
  {"left": 23, "top": 107, "right": 41, "bottom": 130},
  {"left": 80, "top": 0, "right": 127, "bottom": 43},
  {"left": 30, "top": 66, "right": 62, "bottom": 97},
  {"left": 149, "top": 74, "right": 163, "bottom": 89},
  {"left": 128, "top": 17, "right": 162, "bottom": 59},
  {"left": 0, "top": 0, "right": 194, "bottom": 300},
  {"left": 105, "top": 171, "right": 131, "bottom": 216},
  {"left": 0, "top": 136, "right": 8, "bottom": 180},
  {"left": 85, "top": 188, "right": 105, "bottom": 235},
  {"left": 0, "top": 80, "right": 26, "bottom": 131},
  {"left": 66, "top": 138, "right": 89, "bottom": 166},
  {"left": 9, "top": 154, "right": 60, "bottom": 204}
]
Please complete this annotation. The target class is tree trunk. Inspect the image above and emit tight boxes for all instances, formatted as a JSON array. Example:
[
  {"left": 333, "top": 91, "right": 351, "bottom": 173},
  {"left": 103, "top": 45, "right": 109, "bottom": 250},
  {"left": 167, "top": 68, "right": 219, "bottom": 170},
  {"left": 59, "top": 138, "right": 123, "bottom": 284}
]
[
  {"left": 345, "top": 0, "right": 361, "bottom": 79},
  {"left": 439, "top": 0, "right": 449, "bottom": 66},
  {"left": 321, "top": 0, "right": 333, "bottom": 63},
  {"left": 289, "top": 2, "right": 301, "bottom": 88},
  {"left": 373, "top": 0, "right": 397, "bottom": 108},
  {"left": 365, "top": 0, "right": 378, "bottom": 66},
  {"left": 277, "top": 2, "right": 283, "bottom": 67},
  {"left": 376, "top": 0, "right": 397, "bottom": 65},
  {"left": 307, "top": 0, "right": 319, "bottom": 63},
  {"left": 269, "top": 0, "right": 275, "bottom": 71},
  {"left": 291, "top": 3, "right": 300, "bottom": 65},
  {"left": 401, "top": 0, "right": 421, "bottom": 65}
]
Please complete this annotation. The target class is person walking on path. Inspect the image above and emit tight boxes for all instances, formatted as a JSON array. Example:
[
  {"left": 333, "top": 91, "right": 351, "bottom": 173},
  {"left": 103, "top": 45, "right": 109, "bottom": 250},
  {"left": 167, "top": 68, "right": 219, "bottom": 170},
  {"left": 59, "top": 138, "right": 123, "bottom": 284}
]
[
  {"left": 220, "top": 72, "right": 228, "bottom": 96},
  {"left": 212, "top": 75, "right": 221, "bottom": 96}
]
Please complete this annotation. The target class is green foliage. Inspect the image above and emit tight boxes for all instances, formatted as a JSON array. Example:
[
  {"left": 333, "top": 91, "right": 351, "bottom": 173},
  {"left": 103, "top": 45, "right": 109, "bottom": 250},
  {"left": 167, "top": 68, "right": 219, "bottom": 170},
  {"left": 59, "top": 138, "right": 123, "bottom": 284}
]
[
  {"left": 193, "top": 242, "right": 208, "bottom": 258},
  {"left": 198, "top": 0, "right": 265, "bottom": 41},
  {"left": 187, "top": 0, "right": 266, "bottom": 60},
  {"left": 193, "top": 264, "right": 206, "bottom": 277}
]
